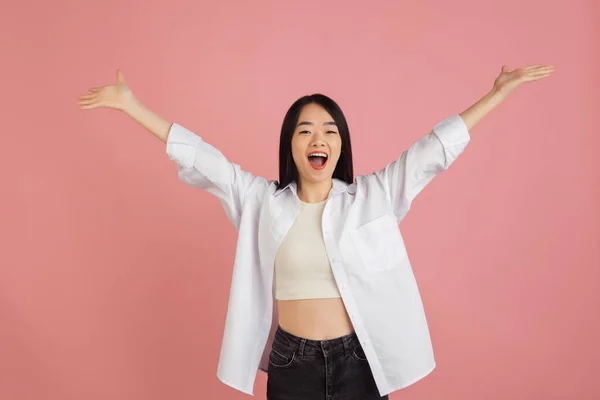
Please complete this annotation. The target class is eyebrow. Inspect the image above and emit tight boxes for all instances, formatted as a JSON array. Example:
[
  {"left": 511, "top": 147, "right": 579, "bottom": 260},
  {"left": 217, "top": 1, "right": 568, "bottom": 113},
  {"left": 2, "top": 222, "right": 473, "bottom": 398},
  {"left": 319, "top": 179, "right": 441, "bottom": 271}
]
[{"left": 297, "top": 121, "right": 338, "bottom": 127}]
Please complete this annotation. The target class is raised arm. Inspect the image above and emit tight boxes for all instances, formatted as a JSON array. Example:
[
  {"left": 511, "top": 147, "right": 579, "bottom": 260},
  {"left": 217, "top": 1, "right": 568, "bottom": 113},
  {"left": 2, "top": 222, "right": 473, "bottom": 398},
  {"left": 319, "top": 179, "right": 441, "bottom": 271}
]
[
  {"left": 370, "top": 114, "right": 470, "bottom": 222},
  {"left": 78, "top": 69, "right": 172, "bottom": 142},
  {"left": 459, "top": 64, "right": 555, "bottom": 130},
  {"left": 370, "top": 63, "right": 554, "bottom": 222},
  {"left": 78, "top": 69, "right": 266, "bottom": 229}
]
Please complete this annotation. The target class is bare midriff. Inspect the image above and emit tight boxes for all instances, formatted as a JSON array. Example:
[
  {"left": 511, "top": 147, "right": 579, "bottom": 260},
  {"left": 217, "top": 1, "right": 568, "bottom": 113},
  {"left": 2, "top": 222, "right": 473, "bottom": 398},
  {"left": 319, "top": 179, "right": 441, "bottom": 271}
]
[{"left": 277, "top": 297, "right": 355, "bottom": 340}]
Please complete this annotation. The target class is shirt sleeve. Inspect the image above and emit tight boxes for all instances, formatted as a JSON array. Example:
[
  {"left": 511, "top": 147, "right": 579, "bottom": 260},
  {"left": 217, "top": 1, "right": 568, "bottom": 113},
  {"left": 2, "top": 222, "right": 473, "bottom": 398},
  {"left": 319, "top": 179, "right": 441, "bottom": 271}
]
[
  {"left": 370, "top": 114, "right": 471, "bottom": 222},
  {"left": 165, "top": 122, "right": 266, "bottom": 229}
]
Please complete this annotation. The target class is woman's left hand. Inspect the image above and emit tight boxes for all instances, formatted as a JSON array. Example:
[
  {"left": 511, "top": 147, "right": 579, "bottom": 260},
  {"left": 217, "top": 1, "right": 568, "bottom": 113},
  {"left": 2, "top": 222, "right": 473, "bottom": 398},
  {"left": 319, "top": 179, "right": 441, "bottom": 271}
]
[
  {"left": 458, "top": 63, "right": 555, "bottom": 131},
  {"left": 493, "top": 64, "right": 555, "bottom": 99}
]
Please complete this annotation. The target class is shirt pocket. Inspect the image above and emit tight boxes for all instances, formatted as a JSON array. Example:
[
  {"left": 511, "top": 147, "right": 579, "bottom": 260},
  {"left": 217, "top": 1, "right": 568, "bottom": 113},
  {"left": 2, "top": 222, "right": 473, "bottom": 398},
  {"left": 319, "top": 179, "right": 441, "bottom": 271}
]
[{"left": 350, "top": 214, "right": 408, "bottom": 273}]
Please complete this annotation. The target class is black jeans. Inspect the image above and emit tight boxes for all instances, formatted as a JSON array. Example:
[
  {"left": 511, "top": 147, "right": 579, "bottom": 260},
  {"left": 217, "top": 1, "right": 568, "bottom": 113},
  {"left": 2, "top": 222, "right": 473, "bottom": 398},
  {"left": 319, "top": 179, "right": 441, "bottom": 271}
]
[{"left": 267, "top": 325, "right": 389, "bottom": 400}]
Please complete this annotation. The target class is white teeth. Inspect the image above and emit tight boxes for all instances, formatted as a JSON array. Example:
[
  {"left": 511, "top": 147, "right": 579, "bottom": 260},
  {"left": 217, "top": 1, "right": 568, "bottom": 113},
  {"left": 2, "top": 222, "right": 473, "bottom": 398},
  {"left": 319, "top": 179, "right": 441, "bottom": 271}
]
[{"left": 308, "top": 153, "right": 328, "bottom": 158}]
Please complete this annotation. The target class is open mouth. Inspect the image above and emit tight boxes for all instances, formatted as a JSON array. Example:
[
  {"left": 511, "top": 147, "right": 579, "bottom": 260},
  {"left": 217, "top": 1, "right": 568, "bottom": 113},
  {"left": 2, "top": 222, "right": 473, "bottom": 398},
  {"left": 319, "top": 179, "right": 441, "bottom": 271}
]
[{"left": 308, "top": 153, "right": 328, "bottom": 170}]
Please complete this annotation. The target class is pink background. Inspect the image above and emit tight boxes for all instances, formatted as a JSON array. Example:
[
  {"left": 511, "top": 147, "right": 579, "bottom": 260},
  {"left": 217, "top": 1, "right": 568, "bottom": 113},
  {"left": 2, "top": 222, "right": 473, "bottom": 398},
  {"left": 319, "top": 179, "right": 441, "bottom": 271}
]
[{"left": 2, "top": 0, "right": 599, "bottom": 399}]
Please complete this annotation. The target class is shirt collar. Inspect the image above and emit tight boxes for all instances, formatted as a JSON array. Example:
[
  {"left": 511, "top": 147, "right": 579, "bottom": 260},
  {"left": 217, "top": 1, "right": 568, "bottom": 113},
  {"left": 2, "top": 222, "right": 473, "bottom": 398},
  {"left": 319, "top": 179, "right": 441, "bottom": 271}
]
[{"left": 274, "top": 178, "right": 353, "bottom": 197}]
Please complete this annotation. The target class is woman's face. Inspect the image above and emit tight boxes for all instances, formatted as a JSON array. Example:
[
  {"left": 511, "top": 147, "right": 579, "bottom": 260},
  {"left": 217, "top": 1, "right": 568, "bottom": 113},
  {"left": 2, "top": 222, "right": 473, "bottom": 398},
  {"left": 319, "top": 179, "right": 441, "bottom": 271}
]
[{"left": 291, "top": 103, "right": 342, "bottom": 186}]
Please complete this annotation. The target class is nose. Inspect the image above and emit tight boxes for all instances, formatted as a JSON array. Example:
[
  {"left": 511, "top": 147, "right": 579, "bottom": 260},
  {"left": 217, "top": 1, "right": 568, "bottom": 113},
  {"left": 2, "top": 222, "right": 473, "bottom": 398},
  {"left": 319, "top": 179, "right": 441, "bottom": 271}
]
[{"left": 310, "top": 131, "right": 326, "bottom": 147}]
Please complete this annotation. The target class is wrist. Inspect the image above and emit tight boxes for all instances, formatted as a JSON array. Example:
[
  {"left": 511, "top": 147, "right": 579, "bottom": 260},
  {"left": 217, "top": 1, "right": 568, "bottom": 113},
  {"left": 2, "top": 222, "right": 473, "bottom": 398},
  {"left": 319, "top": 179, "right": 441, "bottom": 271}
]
[
  {"left": 120, "top": 95, "right": 141, "bottom": 115},
  {"left": 487, "top": 87, "right": 506, "bottom": 107},
  {"left": 490, "top": 84, "right": 510, "bottom": 101}
]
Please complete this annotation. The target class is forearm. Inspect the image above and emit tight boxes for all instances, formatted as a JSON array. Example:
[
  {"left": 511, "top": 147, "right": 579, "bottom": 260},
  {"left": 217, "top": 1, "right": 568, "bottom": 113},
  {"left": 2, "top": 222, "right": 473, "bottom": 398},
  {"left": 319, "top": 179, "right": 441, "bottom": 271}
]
[
  {"left": 123, "top": 97, "right": 173, "bottom": 143},
  {"left": 459, "top": 88, "right": 505, "bottom": 131}
]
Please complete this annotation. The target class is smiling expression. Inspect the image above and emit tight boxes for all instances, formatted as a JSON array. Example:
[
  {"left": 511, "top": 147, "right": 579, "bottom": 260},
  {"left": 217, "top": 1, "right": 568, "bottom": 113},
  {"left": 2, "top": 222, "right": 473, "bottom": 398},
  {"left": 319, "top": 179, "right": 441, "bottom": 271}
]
[{"left": 291, "top": 103, "right": 342, "bottom": 185}]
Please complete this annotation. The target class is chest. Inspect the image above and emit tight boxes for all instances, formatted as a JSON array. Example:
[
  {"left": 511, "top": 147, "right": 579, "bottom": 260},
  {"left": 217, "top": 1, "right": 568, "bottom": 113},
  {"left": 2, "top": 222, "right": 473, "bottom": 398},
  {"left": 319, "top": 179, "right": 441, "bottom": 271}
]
[{"left": 256, "top": 189, "right": 407, "bottom": 277}]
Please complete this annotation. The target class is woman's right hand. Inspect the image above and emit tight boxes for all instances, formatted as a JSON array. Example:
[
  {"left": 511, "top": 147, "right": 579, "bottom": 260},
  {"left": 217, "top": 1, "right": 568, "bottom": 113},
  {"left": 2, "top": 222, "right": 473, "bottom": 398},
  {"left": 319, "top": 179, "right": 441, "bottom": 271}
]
[{"left": 78, "top": 69, "right": 135, "bottom": 112}]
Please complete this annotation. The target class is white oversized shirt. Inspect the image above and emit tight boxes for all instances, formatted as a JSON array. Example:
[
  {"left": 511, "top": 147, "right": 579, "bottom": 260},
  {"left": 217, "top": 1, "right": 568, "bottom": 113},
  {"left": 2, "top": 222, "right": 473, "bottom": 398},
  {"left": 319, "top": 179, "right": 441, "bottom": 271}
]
[{"left": 165, "top": 114, "right": 470, "bottom": 396}]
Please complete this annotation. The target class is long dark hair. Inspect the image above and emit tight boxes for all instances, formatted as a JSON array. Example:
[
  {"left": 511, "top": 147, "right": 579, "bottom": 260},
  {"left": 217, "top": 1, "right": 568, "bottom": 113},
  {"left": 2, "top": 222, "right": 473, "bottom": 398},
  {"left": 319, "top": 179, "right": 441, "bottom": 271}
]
[{"left": 277, "top": 94, "right": 354, "bottom": 190}]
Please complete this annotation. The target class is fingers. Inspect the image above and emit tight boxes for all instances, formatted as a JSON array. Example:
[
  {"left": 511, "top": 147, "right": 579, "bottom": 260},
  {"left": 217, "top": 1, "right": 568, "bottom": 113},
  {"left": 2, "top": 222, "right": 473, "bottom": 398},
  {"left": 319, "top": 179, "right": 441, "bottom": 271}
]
[
  {"left": 524, "top": 64, "right": 554, "bottom": 72},
  {"left": 78, "top": 99, "right": 98, "bottom": 108},
  {"left": 117, "top": 69, "right": 126, "bottom": 84},
  {"left": 529, "top": 74, "right": 552, "bottom": 82},
  {"left": 79, "top": 102, "right": 99, "bottom": 110},
  {"left": 78, "top": 93, "right": 97, "bottom": 101},
  {"left": 77, "top": 87, "right": 102, "bottom": 109},
  {"left": 524, "top": 71, "right": 554, "bottom": 82},
  {"left": 520, "top": 64, "right": 555, "bottom": 81},
  {"left": 529, "top": 66, "right": 555, "bottom": 76},
  {"left": 524, "top": 64, "right": 543, "bottom": 70},
  {"left": 77, "top": 92, "right": 100, "bottom": 108}
]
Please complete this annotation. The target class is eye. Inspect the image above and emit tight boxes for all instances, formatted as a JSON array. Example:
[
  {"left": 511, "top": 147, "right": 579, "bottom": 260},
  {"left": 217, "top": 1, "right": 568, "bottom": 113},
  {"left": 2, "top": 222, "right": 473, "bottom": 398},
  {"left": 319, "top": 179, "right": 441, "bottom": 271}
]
[
  {"left": 326, "top": 131, "right": 338, "bottom": 134},
  {"left": 299, "top": 130, "right": 311, "bottom": 134}
]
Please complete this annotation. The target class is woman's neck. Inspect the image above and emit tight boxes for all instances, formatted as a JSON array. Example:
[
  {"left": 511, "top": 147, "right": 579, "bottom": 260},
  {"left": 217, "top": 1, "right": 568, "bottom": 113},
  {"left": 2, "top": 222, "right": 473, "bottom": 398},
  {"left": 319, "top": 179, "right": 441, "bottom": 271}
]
[{"left": 297, "top": 179, "right": 332, "bottom": 203}]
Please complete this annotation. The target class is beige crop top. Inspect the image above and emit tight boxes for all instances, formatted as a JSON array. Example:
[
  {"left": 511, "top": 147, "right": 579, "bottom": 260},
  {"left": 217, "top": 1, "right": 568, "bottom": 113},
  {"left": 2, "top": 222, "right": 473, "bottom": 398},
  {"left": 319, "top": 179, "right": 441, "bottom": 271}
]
[{"left": 274, "top": 199, "right": 341, "bottom": 300}]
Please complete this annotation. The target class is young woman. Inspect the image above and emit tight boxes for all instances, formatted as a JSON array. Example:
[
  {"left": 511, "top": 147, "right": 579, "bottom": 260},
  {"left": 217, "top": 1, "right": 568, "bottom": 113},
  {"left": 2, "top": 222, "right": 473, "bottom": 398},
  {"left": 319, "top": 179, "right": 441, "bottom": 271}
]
[{"left": 78, "top": 64, "right": 554, "bottom": 399}]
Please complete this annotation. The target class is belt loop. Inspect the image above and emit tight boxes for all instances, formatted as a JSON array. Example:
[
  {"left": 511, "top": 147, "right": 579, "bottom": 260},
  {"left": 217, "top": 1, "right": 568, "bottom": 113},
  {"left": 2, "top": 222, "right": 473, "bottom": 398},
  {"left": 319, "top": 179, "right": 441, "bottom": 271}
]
[
  {"left": 342, "top": 334, "right": 351, "bottom": 356},
  {"left": 299, "top": 339, "right": 306, "bottom": 358}
]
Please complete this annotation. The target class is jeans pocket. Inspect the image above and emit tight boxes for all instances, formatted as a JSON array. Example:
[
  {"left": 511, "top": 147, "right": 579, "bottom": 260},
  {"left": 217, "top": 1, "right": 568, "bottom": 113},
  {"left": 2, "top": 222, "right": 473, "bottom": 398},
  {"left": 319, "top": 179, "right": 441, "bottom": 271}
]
[
  {"left": 269, "top": 344, "right": 296, "bottom": 369},
  {"left": 351, "top": 343, "right": 368, "bottom": 362}
]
